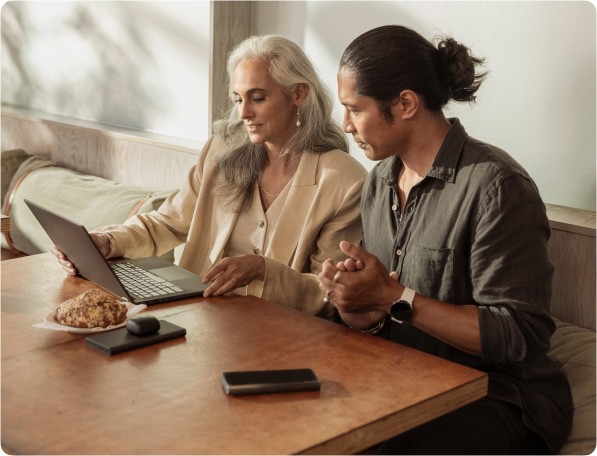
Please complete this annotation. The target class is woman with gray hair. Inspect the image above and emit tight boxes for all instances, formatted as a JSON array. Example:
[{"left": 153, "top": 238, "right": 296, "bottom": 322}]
[{"left": 53, "top": 35, "right": 367, "bottom": 317}]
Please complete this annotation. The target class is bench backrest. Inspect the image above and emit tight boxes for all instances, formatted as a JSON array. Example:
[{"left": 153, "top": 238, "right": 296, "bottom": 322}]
[{"left": 547, "top": 204, "right": 596, "bottom": 331}]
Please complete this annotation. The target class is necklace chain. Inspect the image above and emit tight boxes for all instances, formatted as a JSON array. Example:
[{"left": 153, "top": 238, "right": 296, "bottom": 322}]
[
  {"left": 259, "top": 179, "right": 290, "bottom": 198},
  {"left": 259, "top": 154, "right": 300, "bottom": 198}
]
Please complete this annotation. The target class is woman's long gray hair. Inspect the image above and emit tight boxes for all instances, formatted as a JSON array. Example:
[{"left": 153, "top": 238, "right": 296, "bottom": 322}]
[{"left": 213, "top": 35, "right": 348, "bottom": 213}]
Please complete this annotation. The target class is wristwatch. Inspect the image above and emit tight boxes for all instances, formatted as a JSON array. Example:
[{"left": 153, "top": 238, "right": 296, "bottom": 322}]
[{"left": 390, "top": 287, "right": 415, "bottom": 323}]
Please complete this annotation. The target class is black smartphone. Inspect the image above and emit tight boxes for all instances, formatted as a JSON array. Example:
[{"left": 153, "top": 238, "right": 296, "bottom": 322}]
[{"left": 221, "top": 368, "right": 321, "bottom": 396}]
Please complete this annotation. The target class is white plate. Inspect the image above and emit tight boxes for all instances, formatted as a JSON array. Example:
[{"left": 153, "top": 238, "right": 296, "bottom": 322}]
[{"left": 33, "top": 302, "right": 147, "bottom": 334}]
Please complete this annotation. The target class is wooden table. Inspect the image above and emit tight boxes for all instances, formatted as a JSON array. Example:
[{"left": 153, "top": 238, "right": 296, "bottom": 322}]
[{"left": 1, "top": 253, "right": 487, "bottom": 455}]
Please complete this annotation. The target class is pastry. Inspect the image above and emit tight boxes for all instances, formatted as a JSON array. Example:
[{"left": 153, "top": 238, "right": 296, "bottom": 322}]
[{"left": 54, "top": 289, "right": 127, "bottom": 328}]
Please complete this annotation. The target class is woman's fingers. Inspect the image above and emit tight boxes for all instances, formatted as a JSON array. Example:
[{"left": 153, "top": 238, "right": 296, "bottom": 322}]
[
  {"left": 203, "top": 273, "right": 238, "bottom": 297},
  {"left": 52, "top": 245, "right": 77, "bottom": 275}
]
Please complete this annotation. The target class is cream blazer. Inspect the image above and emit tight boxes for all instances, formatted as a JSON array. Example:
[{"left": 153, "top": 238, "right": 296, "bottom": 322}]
[{"left": 97, "top": 136, "right": 367, "bottom": 316}]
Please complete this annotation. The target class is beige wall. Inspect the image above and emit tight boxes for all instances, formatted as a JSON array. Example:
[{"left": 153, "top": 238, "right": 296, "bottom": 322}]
[{"left": 253, "top": 1, "right": 596, "bottom": 212}]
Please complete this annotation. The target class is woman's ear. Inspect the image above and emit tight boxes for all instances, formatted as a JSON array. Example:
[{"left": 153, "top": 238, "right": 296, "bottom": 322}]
[{"left": 293, "top": 83, "right": 309, "bottom": 106}]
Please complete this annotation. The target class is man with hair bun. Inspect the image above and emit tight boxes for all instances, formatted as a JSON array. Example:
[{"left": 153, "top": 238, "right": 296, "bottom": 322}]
[{"left": 320, "top": 25, "right": 572, "bottom": 454}]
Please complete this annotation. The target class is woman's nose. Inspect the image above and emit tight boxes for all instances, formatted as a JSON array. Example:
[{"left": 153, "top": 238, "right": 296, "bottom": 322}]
[{"left": 239, "top": 102, "right": 252, "bottom": 120}]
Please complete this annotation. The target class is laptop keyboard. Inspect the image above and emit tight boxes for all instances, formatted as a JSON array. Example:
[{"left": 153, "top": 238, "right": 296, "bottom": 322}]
[{"left": 111, "top": 262, "right": 183, "bottom": 299}]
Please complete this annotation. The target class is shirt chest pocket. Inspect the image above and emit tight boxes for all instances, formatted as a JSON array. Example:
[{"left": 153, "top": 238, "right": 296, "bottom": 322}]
[{"left": 405, "top": 245, "right": 454, "bottom": 300}]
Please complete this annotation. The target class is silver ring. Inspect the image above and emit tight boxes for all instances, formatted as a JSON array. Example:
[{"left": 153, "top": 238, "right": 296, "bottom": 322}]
[
  {"left": 323, "top": 290, "right": 331, "bottom": 304},
  {"left": 332, "top": 271, "right": 342, "bottom": 283}
]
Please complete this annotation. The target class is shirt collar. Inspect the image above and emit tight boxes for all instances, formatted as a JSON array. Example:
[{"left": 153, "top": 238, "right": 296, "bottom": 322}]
[
  {"left": 427, "top": 118, "right": 468, "bottom": 183},
  {"left": 381, "top": 118, "right": 468, "bottom": 186}
]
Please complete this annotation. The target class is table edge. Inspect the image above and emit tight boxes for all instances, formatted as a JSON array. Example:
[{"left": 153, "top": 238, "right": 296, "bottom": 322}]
[{"left": 299, "top": 373, "right": 488, "bottom": 455}]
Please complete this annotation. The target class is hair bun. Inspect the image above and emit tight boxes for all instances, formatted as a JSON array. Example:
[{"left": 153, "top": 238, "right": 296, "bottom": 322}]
[{"left": 437, "top": 37, "right": 486, "bottom": 103}]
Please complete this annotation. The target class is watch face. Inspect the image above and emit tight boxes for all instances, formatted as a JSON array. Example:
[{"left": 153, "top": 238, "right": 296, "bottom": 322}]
[{"left": 390, "top": 300, "right": 413, "bottom": 322}]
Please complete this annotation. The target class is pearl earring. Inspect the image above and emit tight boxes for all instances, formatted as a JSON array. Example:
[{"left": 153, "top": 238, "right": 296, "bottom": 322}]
[{"left": 296, "top": 106, "right": 301, "bottom": 127}]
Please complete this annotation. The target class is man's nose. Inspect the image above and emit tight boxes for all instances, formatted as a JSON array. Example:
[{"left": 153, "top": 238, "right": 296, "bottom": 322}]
[{"left": 343, "top": 110, "right": 355, "bottom": 133}]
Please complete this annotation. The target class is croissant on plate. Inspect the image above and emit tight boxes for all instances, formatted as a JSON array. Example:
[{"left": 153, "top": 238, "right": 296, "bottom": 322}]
[{"left": 54, "top": 288, "right": 127, "bottom": 328}]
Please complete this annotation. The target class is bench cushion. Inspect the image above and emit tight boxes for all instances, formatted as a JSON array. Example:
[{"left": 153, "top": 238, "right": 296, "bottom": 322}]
[
  {"left": 1, "top": 148, "right": 30, "bottom": 203},
  {"left": 2, "top": 153, "right": 174, "bottom": 260},
  {"left": 549, "top": 318, "right": 596, "bottom": 455}
]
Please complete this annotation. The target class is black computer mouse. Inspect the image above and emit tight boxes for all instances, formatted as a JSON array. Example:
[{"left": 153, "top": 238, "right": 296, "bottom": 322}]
[{"left": 126, "top": 316, "right": 161, "bottom": 336}]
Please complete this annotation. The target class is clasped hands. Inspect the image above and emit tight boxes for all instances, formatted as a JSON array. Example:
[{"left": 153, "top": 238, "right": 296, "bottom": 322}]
[{"left": 318, "top": 241, "right": 403, "bottom": 330}]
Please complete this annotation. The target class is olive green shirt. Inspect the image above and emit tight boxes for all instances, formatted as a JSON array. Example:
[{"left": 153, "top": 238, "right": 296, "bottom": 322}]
[{"left": 363, "top": 119, "right": 572, "bottom": 453}]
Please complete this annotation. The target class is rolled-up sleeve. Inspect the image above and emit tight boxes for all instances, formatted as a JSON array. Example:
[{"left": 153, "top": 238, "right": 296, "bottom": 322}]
[{"left": 472, "top": 172, "right": 555, "bottom": 365}]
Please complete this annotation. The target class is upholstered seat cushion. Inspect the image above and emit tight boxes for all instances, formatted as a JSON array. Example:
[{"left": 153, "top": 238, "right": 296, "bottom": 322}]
[
  {"left": 549, "top": 318, "right": 596, "bottom": 455},
  {"left": 2, "top": 153, "right": 174, "bottom": 260},
  {"left": 1, "top": 148, "right": 30, "bottom": 203}
]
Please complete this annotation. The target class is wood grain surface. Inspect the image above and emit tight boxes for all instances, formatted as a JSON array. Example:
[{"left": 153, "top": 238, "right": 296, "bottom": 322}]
[{"left": 2, "top": 253, "right": 487, "bottom": 455}]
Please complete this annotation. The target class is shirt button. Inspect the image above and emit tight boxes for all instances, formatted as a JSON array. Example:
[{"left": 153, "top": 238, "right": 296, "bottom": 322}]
[
  {"left": 258, "top": 220, "right": 265, "bottom": 228},
  {"left": 253, "top": 247, "right": 261, "bottom": 254},
  {"left": 392, "top": 204, "right": 398, "bottom": 211},
  {"left": 396, "top": 249, "right": 403, "bottom": 256},
  {"left": 409, "top": 205, "right": 414, "bottom": 212}
]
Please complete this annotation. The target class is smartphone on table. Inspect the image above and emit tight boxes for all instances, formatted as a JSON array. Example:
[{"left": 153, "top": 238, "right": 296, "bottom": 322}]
[{"left": 221, "top": 368, "right": 321, "bottom": 395}]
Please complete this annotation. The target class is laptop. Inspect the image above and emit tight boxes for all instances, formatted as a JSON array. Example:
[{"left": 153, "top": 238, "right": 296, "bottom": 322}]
[{"left": 25, "top": 199, "right": 209, "bottom": 305}]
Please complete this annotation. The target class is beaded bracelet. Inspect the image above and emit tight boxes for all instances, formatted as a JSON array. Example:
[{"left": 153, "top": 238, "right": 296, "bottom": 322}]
[
  {"left": 340, "top": 316, "right": 387, "bottom": 335},
  {"left": 360, "top": 316, "right": 387, "bottom": 335}
]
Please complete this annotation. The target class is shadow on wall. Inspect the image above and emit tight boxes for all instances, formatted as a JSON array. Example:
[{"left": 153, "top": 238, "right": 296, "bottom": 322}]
[
  {"left": 1, "top": 2, "right": 208, "bottom": 136},
  {"left": 307, "top": 1, "right": 431, "bottom": 63},
  {"left": 2, "top": 3, "right": 36, "bottom": 108}
]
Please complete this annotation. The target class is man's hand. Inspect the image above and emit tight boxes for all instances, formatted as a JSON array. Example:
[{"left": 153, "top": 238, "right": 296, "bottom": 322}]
[
  {"left": 319, "top": 241, "right": 402, "bottom": 313},
  {"left": 318, "top": 241, "right": 404, "bottom": 329}
]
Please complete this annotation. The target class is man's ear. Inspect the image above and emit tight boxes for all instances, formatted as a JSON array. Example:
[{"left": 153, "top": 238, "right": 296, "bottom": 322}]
[
  {"left": 393, "top": 90, "right": 419, "bottom": 119},
  {"left": 293, "top": 83, "right": 309, "bottom": 105}
]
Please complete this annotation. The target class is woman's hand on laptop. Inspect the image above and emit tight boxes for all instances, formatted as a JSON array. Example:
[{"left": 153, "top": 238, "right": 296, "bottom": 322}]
[
  {"left": 52, "top": 233, "right": 110, "bottom": 276},
  {"left": 52, "top": 245, "right": 78, "bottom": 275},
  {"left": 202, "top": 255, "right": 266, "bottom": 297}
]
